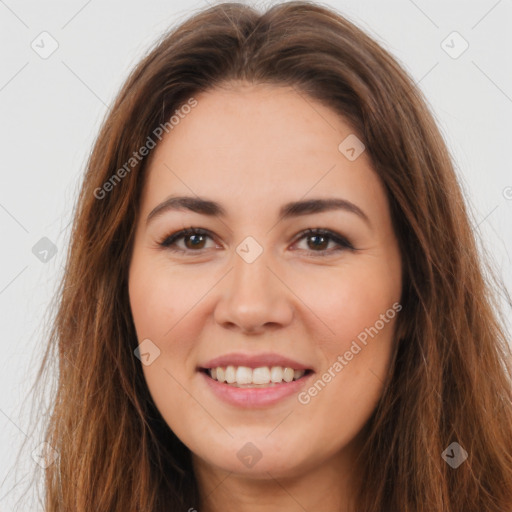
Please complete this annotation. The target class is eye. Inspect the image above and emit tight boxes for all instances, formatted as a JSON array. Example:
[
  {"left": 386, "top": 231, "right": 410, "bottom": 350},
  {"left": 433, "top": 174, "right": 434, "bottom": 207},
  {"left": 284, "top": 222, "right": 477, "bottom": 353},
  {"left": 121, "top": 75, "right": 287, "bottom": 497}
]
[
  {"left": 158, "top": 226, "right": 354, "bottom": 256},
  {"left": 158, "top": 227, "right": 217, "bottom": 253},
  {"left": 292, "top": 228, "right": 354, "bottom": 256}
]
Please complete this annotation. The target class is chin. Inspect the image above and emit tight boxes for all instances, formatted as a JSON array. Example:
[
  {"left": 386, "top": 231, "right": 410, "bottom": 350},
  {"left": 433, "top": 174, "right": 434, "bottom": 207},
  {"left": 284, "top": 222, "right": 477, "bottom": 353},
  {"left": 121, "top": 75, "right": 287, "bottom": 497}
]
[{"left": 194, "top": 441, "right": 311, "bottom": 480}]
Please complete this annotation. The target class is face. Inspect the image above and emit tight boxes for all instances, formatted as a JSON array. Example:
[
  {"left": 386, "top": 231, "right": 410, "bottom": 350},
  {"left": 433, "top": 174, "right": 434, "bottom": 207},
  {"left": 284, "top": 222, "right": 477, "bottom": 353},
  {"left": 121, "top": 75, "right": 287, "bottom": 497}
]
[{"left": 128, "top": 82, "right": 402, "bottom": 483}]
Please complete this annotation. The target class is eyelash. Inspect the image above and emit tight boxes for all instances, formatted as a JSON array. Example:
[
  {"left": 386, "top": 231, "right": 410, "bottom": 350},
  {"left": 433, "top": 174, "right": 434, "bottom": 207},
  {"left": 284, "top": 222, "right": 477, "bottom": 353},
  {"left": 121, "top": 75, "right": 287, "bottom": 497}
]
[{"left": 158, "top": 227, "right": 355, "bottom": 257}]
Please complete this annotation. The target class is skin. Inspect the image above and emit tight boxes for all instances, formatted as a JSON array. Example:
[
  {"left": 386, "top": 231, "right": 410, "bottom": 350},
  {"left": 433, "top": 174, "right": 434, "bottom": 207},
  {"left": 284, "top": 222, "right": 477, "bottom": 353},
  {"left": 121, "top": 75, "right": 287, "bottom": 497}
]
[{"left": 128, "top": 81, "right": 402, "bottom": 512}]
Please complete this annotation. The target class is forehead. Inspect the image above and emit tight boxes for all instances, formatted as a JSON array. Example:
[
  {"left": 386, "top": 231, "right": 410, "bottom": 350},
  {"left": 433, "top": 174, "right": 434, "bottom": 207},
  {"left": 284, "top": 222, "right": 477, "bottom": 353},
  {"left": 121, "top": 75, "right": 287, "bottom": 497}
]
[
  {"left": 141, "top": 83, "right": 384, "bottom": 219},
  {"left": 156, "top": 83, "right": 357, "bottom": 172}
]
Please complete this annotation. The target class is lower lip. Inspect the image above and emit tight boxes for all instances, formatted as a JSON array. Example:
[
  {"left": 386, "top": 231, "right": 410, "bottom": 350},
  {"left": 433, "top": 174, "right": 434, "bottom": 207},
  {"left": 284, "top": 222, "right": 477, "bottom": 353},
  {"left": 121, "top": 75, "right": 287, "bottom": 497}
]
[{"left": 199, "top": 370, "right": 314, "bottom": 408}]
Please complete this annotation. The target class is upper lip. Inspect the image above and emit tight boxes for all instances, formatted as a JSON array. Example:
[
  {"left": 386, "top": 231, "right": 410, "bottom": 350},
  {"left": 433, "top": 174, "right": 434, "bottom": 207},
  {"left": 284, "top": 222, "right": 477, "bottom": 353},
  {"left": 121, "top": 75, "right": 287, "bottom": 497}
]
[{"left": 199, "top": 352, "right": 313, "bottom": 371}]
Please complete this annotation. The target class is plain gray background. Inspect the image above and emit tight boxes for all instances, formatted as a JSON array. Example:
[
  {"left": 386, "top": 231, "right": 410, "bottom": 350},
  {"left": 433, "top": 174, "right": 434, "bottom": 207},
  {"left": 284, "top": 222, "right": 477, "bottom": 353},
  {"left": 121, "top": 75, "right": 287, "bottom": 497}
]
[{"left": 1, "top": 0, "right": 511, "bottom": 509}]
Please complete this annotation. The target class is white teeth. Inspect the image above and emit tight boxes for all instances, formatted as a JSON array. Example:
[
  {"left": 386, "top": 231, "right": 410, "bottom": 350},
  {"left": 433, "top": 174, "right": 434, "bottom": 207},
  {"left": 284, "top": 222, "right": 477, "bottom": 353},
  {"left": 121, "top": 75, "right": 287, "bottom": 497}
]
[
  {"left": 252, "top": 367, "right": 271, "bottom": 384},
  {"left": 207, "top": 365, "right": 307, "bottom": 386},
  {"left": 235, "top": 366, "right": 253, "bottom": 385},
  {"left": 225, "top": 365, "right": 236, "bottom": 384},
  {"left": 270, "top": 366, "right": 283, "bottom": 382},
  {"left": 283, "top": 367, "right": 294, "bottom": 382}
]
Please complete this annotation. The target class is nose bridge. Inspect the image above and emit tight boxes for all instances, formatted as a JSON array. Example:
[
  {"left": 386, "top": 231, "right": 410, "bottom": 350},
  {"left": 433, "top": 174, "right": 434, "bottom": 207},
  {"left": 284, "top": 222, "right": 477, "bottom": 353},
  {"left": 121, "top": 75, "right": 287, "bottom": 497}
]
[
  {"left": 231, "top": 240, "right": 278, "bottom": 305},
  {"left": 213, "top": 239, "right": 293, "bottom": 332},
  {"left": 233, "top": 243, "right": 271, "bottom": 291},
  {"left": 230, "top": 231, "right": 275, "bottom": 290}
]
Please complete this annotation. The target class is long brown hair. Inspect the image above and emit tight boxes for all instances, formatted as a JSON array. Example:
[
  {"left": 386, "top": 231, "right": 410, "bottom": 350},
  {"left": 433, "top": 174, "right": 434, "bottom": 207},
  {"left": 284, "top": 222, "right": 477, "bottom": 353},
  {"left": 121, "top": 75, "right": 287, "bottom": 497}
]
[{"left": 24, "top": 1, "right": 512, "bottom": 510}]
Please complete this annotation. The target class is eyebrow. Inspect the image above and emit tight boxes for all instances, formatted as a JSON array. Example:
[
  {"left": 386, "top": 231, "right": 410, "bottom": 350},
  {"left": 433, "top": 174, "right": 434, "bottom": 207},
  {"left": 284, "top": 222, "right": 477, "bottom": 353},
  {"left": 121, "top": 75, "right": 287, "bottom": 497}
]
[{"left": 146, "top": 195, "right": 371, "bottom": 227}]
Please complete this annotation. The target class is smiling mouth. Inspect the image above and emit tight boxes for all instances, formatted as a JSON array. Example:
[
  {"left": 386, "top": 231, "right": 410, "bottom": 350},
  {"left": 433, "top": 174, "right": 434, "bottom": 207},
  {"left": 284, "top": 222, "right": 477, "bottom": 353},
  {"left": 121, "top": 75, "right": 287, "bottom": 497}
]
[{"left": 200, "top": 366, "right": 314, "bottom": 388}]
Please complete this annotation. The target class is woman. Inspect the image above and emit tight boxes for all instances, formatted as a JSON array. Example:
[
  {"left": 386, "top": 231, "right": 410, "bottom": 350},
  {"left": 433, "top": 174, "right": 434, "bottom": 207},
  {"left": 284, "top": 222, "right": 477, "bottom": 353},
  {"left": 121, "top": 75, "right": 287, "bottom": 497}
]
[{"left": 31, "top": 1, "right": 512, "bottom": 511}]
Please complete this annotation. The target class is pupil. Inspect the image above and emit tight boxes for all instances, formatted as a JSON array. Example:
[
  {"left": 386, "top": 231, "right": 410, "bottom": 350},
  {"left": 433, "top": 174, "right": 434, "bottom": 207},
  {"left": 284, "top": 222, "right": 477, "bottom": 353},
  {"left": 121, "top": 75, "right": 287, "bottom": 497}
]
[
  {"left": 187, "top": 234, "right": 204, "bottom": 249},
  {"left": 309, "top": 235, "right": 327, "bottom": 250}
]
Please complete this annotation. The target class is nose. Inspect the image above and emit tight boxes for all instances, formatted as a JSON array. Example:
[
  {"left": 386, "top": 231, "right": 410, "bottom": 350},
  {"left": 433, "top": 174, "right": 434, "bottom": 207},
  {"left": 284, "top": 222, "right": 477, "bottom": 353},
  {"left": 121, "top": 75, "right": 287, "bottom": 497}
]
[{"left": 213, "top": 248, "right": 294, "bottom": 334}]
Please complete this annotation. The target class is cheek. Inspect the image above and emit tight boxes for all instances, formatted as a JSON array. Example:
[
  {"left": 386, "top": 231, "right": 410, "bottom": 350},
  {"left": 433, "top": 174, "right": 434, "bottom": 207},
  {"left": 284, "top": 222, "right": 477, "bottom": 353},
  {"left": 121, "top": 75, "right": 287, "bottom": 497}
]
[
  {"left": 128, "top": 254, "right": 207, "bottom": 341},
  {"left": 290, "top": 260, "right": 400, "bottom": 345},
  {"left": 128, "top": 261, "right": 205, "bottom": 434},
  {"left": 290, "top": 262, "right": 400, "bottom": 430},
  {"left": 128, "top": 255, "right": 202, "bottom": 409}
]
